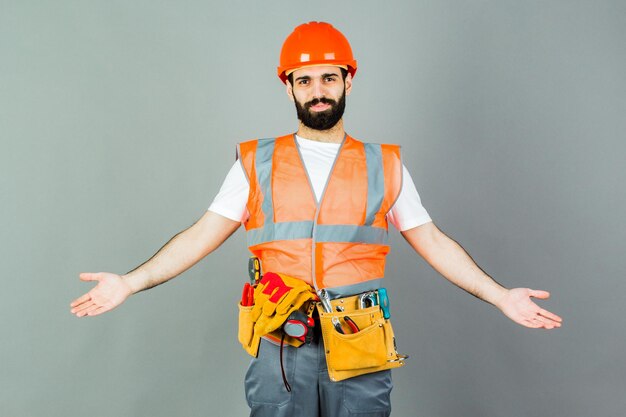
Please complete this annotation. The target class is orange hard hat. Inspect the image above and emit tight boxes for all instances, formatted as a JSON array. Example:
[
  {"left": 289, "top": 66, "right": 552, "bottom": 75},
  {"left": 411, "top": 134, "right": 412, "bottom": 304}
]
[{"left": 277, "top": 22, "right": 357, "bottom": 84}]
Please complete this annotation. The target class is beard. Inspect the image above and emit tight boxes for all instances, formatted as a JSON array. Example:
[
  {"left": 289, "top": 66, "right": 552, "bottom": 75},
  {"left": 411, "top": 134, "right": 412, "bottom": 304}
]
[{"left": 294, "top": 89, "right": 346, "bottom": 131}]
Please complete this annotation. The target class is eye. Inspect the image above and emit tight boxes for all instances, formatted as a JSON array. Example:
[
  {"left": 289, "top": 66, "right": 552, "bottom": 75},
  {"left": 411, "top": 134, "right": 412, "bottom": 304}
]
[{"left": 298, "top": 79, "right": 309, "bottom": 86}]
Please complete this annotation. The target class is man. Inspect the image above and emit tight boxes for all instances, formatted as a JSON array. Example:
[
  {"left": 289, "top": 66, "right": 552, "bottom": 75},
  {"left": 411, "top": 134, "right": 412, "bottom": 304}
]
[{"left": 71, "top": 22, "right": 562, "bottom": 417}]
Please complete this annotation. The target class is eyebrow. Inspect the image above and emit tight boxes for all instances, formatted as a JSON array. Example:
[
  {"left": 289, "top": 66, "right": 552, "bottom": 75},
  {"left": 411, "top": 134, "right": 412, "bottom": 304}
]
[{"left": 294, "top": 73, "right": 340, "bottom": 83}]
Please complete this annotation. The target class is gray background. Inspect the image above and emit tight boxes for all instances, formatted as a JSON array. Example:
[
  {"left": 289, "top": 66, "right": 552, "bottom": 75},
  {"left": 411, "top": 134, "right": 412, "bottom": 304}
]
[{"left": 2, "top": 1, "right": 624, "bottom": 416}]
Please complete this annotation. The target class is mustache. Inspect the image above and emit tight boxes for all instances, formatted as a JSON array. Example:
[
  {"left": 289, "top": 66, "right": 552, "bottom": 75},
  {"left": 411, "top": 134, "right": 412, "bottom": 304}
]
[{"left": 304, "top": 97, "right": 337, "bottom": 109}]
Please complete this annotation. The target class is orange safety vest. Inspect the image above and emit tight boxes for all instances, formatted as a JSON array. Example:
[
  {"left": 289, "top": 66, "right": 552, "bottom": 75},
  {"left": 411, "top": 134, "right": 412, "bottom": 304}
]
[{"left": 238, "top": 134, "right": 402, "bottom": 298}]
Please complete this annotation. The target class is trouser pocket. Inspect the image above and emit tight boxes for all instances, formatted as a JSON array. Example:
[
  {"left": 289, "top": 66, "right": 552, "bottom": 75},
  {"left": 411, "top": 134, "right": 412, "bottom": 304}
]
[
  {"left": 342, "top": 370, "right": 392, "bottom": 416},
  {"left": 244, "top": 339, "right": 294, "bottom": 408}
]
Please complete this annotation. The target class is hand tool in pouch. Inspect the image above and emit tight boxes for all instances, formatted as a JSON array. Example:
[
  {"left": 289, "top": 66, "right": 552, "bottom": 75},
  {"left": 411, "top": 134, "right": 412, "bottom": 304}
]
[
  {"left": 378, "top": 287, "right": 390, "bottom": 319},
  {"left": 358, "top": 291, "right": 378, "bottom": 309},
  {"left": 248, "top": 256, "right": 261, "bottom": 284},
  {"left": 282, "top": 310, "right": 315, "bottom": 343},
  {"left": 241, "top": 283, "right": 253, "bottom": 306},
  {"left": 331, "top": 317, "right": 344, "bottom": 334},
  {"left": 343, "top": 316, "right": 359, "bottom": 333},
  {"left": 319, "top": 289, "right": 345, "bottom": 333},
  {"left": 318, "top": 288, "right": 333, "bottom": 313}
]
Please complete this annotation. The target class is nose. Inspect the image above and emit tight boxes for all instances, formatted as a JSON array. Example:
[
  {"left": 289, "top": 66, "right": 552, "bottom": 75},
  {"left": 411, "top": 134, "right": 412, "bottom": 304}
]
[{"left": 311, "top": 79, "right": 325, "bottom": 99}]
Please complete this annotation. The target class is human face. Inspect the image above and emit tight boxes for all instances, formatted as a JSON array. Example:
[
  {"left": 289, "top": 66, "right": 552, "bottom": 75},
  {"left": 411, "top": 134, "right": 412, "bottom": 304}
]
[{"left": 287, "top": 66, "right": 352, "bottom": 131}]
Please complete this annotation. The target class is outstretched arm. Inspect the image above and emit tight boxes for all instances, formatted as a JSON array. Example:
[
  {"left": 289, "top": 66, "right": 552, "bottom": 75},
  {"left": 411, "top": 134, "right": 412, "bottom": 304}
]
[
  {"left": 401, "top": 222, "right": 562, "bottom": 329},
  {"left": 70, "top": 210, "right": 240, "bottom": 317}
]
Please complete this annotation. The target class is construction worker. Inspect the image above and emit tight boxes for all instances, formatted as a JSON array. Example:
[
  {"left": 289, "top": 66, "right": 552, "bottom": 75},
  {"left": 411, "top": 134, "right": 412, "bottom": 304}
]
[{"left": 70, "top": 22, "right": 562, "bottom": 417}]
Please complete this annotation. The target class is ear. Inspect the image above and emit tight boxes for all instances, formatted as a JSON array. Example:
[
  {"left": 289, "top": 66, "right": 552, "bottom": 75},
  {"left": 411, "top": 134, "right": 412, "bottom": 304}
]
[
  {"left": 286, "top": 82, "right": 294, "bottom": 102},
  {"left": 344, "top": 73, "right": 353, "bottom": 96}
]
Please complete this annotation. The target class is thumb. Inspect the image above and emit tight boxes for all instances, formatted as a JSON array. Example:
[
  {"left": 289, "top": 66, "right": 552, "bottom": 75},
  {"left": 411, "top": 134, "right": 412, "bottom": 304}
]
[
  {"left": 529, "top": 289, "right": 550, "bottom": 299},
  {"left": 79, "top": 272, "right": 102, "bottom": 282}
]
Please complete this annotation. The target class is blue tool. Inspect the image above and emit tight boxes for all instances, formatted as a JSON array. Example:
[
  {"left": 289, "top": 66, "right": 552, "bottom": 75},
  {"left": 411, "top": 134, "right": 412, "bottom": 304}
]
[{"left": 378, "top": 288, "right": 390, "bottom": 319}]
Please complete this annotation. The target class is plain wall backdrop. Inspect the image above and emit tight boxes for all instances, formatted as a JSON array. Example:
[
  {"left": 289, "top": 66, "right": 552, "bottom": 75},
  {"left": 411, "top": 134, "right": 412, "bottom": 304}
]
[{"left": 1, "top": 1, "right": 625, "bottom": 416}]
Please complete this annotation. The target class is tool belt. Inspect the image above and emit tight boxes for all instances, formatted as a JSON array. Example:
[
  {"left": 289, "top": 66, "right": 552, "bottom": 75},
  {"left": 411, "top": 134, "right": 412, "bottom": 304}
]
[
  {"left": 238, "top": 272, "right": 408, "bottom": 383},
  {"left": 316, "top": 292, "right": 408, "bottom": 382}
]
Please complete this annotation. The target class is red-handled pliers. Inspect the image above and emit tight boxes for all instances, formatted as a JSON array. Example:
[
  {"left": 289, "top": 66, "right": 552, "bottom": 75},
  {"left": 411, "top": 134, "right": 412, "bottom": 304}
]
[
  {"left": 344, "top": 316, "right": 359, "bottom": 333},
  {"left": 241, "top": 283, "right": 255, "bottom": 306}
]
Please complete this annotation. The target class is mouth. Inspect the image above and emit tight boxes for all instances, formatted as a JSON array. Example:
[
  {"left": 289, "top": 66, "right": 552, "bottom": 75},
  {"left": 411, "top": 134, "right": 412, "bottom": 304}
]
[{"left": 309, "top": 102, "right": 331, "bottom": 112}]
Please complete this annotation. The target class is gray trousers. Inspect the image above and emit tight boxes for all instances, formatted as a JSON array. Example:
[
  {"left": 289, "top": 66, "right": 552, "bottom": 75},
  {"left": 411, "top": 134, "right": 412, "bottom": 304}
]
[{"left": 244, "top": 337, "right": 393, "bottom": 417}]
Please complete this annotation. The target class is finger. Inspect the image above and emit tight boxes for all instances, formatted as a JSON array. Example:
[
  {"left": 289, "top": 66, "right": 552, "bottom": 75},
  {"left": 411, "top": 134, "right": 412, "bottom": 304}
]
[
  {"left": 78, "top": 304, "right": 102, "bottom": 317},
  {"left": 537, "top": 320, "right": 558, "bottom": 330},
  {"left": 533, "top": 314, "right": 562, "bottom": 329},
  {"left": 75, "top": 309, "right": 91, "bottom": 318},
  {"left": 532, "top": 315, "right": 554, "bottom": 328},
  {"left": 70, "top": 303, "right": 89, "bottom": 315},
  {"left": 521, "top": 319, "right": 542, "bottom": 329},
  {"left": 87, "top": 306, "right": 111, "bottom": 316},
  {"left": 70, "top": 293, "right": 91, "bottom": 308},
  {"left": 539, "top": 317, "right": 562, "bottom": 328},
  {"left": 73, "top": 301, "right": 96, "bottom": 315},
  {"left": 79, "top": 272, "right": 101, "bottom": 282},
  {"left": 71, "top": 300, "right": 94, "bottom": 314},
  {"left": 521, "top": 310, "right": 540, "bottom": 321},
  {"left": 538, "top": 308, "right": 562, "bottom": 323},
  {"left": 529, "top": 289, "right": 550, "bottom": 299},
  {"left": 75, "top": 307, "right": 94, "bottom": 317}
]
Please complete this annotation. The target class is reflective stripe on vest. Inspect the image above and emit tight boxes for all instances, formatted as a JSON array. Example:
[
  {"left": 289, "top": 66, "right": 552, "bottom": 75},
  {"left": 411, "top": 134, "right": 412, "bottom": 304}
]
[{"left": 238, "top": 134, "right": 402, "bottom": 297}]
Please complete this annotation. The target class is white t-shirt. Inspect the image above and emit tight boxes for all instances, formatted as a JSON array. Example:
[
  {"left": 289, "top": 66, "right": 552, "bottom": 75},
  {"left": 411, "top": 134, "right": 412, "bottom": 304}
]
[{"left": 208, "top": 136, "right": 432, "bottom": 231}]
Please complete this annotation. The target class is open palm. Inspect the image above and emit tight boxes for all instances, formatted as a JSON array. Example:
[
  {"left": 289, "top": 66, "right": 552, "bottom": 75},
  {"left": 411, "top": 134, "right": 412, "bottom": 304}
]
[
  {"left": 497, "top": 288, "right": 562, "bottom": 329},
  {"left": 70, "top": 272, "right": 132, "bottom": 317}
]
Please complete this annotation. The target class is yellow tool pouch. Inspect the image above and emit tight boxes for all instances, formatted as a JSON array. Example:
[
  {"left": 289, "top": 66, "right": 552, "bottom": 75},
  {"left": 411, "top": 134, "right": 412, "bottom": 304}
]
[
  {"left": 238, "top": 272, "right": 318, "bottom": 357},
  {"left": 317, "top": 294, "right": 408, "bottom": 382},
  {"left": 239, "top": 302, "right": 300, "bottom": 357},
  {"left": 238, "top": 302, "right": 261, "bottom": 357}
]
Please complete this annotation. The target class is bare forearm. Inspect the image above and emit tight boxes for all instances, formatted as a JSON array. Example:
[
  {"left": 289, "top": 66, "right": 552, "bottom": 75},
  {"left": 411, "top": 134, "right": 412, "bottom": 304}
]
[
  {"left": 400, "top": 222, "right": 563, "bottom": 329},
  {"left": 122, "top": 229, "right": 204, "bottom": 293},
  {"left": 122, "top": 211, "right": 240, "bottom": 293},
  {"left": 402, "top": 223, "right": 507, "bottom": 306}
]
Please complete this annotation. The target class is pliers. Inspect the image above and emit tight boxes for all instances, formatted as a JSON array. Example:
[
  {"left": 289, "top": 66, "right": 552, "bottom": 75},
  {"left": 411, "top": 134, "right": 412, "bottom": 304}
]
[{"left": 331, "top": 316, "right": 360, "bottom": 334}]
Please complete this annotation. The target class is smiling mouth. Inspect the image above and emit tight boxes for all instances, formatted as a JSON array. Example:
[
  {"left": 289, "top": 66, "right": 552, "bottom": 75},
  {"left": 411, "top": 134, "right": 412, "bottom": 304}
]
[{"left": 309, "top": 103, "right": 331, "bottom": 111}]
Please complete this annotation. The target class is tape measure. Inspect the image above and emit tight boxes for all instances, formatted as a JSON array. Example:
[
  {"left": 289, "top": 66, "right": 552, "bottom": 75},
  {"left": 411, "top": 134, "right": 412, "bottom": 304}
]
[{"left": 282, "top": 310, "right": 315, "bottom": 343}]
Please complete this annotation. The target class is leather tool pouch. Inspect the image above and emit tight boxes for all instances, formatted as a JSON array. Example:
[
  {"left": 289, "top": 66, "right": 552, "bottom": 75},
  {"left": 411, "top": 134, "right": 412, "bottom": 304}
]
[
  {"left": 238, "top": 302, "right": 314, "bottom": 357},
  {"left": 238, "top": 302, "right": 261, "bottom": 357},
  {"left": 238, "top": 272, "right": 318, "bottom": 358},
  {"left": 317, "top": 294, "right": 407, "bottom": 382}
]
